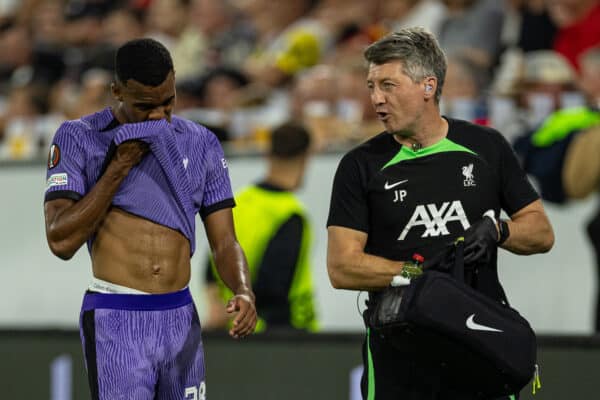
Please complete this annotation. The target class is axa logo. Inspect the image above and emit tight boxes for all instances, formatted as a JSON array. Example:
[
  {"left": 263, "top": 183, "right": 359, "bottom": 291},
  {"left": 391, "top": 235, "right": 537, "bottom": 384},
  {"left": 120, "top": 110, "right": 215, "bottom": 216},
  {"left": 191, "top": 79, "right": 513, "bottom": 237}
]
[
  {"left": 398, "top": 200, "right": 470, "bottom": 240},
  {"left": 462, "top": 163, "right": 476, "bottom": 187}
]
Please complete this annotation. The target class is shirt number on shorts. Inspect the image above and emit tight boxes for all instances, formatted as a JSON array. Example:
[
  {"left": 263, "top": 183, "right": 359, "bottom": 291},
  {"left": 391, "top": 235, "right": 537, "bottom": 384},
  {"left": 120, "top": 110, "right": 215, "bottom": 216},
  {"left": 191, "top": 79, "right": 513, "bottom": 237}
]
[{"left": 184, "top": 382, "right": 206, "bottom": 400}]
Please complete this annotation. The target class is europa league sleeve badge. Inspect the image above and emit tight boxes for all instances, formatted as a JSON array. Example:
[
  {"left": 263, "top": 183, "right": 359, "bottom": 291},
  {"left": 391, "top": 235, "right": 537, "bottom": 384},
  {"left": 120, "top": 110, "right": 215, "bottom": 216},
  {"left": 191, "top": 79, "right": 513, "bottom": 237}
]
[{"left": 47, "top": 144, "right": 61, "bottom": 169}]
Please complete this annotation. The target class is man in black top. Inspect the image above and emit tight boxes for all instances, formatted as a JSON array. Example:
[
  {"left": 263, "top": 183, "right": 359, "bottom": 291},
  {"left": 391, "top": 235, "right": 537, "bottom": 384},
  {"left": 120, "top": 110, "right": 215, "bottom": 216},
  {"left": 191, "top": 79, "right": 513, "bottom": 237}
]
[{"left": 326, "top": 27, "right": 554, "bottom": 400}]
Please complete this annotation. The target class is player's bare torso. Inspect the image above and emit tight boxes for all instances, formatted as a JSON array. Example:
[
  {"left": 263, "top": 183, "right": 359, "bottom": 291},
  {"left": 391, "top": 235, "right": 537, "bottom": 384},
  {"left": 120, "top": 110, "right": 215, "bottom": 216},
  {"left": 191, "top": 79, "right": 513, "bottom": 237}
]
[{"left": 92, "top": 207, "right": 190, "bottom": 293}]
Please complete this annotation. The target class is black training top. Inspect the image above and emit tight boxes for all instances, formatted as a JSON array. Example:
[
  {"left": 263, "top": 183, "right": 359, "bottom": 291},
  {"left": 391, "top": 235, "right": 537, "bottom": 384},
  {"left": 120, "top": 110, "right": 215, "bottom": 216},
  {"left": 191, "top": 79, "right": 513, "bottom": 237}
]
[{"left": 327, "top": 117, "right": 539, "bottom": 301}]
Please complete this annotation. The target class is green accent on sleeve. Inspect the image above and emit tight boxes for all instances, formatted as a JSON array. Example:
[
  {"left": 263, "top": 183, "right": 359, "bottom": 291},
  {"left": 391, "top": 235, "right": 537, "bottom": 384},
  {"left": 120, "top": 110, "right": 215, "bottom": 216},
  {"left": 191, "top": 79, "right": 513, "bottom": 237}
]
[
  {"left": 531, "top": 107, "right": 600, "bottom": 147},
  {"left": 381, "top": 138, "right": 476, "bottom": 170},
  {"left": 366, "top": 328, "right": 376, "bottom": 400},
  {"left": 509, "top": 395, "right": 516, "bottom": 400}
]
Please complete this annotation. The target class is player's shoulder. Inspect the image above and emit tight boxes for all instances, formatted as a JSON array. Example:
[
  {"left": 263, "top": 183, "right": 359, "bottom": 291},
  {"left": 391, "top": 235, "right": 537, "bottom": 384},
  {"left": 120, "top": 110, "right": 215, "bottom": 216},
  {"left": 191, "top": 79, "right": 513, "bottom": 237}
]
[{"left": 55, "top": 108, "right": 114, "bottom": 138}]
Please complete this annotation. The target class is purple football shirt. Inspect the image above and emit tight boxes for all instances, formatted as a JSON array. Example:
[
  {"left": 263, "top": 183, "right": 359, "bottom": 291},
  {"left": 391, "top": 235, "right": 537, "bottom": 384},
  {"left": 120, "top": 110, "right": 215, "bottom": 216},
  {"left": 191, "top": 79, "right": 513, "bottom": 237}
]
[{"left": 44, "top": 107, "right": 234, "bottom": 255}]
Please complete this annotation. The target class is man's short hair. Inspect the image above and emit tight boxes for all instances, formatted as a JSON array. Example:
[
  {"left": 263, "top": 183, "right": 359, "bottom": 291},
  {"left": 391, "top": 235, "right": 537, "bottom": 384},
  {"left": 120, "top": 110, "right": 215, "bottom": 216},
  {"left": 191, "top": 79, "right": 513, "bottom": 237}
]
[
  {"left": 115, "top": 38, "right": 174, "bottom": 86},
  {"left": 270, "top": 122, "right": 311, "bottom": 158},
  {"left": 364, "top": 27, "right": 447, "bottom": 103}
]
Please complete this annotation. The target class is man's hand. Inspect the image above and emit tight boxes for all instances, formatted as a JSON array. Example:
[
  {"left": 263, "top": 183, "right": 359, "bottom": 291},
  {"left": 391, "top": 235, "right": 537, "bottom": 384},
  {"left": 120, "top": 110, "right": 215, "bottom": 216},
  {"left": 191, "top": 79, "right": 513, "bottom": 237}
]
[
  {"left": 113, "top": 140, "right": 149, "bottom": 170},
  {"left": 225, "top": 293, "right": 257, "bottom": 339},
  {"left": 462, "top": 215, "right": 499, "bottom": 266},
  {"left": 424, "top": 213, "right": 499, "bottom": 271}
]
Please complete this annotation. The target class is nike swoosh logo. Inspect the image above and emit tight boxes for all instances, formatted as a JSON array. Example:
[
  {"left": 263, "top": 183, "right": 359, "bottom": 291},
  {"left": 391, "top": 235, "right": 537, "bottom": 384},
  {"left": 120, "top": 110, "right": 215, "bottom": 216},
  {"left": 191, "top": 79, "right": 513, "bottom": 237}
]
[
  {"left": 384, "top": 179, "right": 408, "bottom": 190},
  {"left": 466, "top": 314, "right": 503, "bottom": 332}
]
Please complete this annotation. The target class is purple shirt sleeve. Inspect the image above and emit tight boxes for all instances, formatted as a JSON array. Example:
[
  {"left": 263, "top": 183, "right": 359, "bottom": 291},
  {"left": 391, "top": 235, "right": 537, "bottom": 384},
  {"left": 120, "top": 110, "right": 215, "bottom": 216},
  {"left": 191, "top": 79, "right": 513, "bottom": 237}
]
[
  {"left": 45, "top": 121, "right": 87, "bottom": 201},
  {"left": 199, "top": 131, "right": 234, "bottom": 217}
]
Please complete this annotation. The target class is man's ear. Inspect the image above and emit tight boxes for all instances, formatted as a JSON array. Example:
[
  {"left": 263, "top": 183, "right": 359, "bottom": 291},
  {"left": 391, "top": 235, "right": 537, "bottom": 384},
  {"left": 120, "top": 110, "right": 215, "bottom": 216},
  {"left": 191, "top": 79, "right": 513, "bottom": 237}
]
[
  {"left": 423, "top": 77, "right": 437, "bottom": 99},
  {"left": 111, "top": 82, "right": 123, "bottom": 102}
]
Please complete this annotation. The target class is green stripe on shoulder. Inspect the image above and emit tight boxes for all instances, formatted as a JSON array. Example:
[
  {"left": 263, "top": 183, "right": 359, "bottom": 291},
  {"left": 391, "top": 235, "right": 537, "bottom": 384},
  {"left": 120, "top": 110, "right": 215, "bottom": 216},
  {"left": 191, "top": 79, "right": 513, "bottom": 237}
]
[{"left": 381, "top": 138, "right": 476, "bottom": 170}]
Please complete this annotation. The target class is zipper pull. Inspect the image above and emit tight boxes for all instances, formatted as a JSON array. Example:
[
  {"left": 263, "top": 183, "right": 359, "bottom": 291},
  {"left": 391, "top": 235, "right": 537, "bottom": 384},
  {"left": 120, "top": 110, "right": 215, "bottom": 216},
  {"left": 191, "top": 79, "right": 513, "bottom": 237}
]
[{"left": 532, "top": 364, "right": 541, "bottom": 395}]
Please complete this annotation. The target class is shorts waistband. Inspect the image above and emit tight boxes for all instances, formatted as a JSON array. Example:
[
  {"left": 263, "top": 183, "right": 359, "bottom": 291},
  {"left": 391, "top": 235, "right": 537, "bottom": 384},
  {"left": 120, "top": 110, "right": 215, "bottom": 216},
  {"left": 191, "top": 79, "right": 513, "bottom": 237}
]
[
  {"left": 88, "top": 277, "right": 150, "bottom": 294},
  {"left": 82, "top": 287, "right": 192, "bottom": 311}
]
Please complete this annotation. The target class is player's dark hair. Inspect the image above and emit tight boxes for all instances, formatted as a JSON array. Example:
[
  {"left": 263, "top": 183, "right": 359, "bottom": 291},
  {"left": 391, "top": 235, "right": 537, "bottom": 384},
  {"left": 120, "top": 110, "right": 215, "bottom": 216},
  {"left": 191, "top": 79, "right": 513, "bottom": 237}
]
[
  {"left": 115, "top": 38, "right": 173, "bottom": 86},
  {"left": 270, "top": 122, "right": 311, "bottom": 158}
]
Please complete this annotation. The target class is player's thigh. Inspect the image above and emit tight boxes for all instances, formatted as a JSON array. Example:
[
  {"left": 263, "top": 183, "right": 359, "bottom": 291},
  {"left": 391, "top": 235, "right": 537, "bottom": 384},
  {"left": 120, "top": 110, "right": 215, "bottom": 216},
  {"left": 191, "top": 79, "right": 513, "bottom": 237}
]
[
  {"left": 157, "top": 304, "right": 206, "bottom": 400},
  {"left": 80, "top": 308, "right": 158, "bottom": 400}
]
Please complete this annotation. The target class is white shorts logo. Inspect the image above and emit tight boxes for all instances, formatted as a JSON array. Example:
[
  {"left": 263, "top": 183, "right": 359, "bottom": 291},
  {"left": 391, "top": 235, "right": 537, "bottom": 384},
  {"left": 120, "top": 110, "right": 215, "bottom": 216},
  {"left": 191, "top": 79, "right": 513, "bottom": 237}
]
[{"left": 46, "top": 173, "right": 68, "bottom": 190}]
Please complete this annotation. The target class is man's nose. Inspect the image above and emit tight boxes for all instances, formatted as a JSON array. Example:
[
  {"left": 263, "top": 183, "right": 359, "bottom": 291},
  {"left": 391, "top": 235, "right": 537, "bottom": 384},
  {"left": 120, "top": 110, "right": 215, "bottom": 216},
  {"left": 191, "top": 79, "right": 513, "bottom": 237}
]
[
  {"left": 371, "top": 88, "right": 385, "bottom": 105},
  {"left": 148, "top": 106, "right": 170, "bottom": 121}
]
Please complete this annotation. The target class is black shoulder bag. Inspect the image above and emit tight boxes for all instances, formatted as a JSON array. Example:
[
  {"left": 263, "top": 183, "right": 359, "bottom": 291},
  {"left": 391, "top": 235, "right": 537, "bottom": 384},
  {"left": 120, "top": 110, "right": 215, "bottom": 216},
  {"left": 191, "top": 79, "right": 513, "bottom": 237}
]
[{"left": 368, "top": 240, "right": 538, "bottom": 397}]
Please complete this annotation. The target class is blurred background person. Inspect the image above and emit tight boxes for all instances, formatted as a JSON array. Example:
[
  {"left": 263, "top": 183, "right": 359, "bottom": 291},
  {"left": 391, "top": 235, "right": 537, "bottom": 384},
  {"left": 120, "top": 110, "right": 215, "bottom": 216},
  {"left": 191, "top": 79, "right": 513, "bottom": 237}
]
[
  {"left": 376, "top": 0, "right": 447, "bottom": 37},
  {"left": 185, "top": 0, "right": 256, "bottom": 71},
  {"left": 512, "top": 50, "right": 589, "bottom": 203},
  {"left": 438, "top": 0, "right": 506, "bottom": 88},
  {"left": 441, "top": 53, "right": 488, "bottom": 124},
  {"left": 547, "top": 0, "right": 600, "bottom": 71},
  {"left": 241, "top": 0, "right": 328, "bottom": 88},
  {"left": 560, "top": 47, "right": 600, "bottom": 331},
  {"left": 289, "top": 64, "right": 341, "bottom": 150},
  {"left": 204, "top": 122, "right": 318, "bottom": 333},
  {"left": 176, "top": 66, "right": 250, "bottom": 142},
  {"left": 509, "top": 50, "right": 580, "bottom": 140}
]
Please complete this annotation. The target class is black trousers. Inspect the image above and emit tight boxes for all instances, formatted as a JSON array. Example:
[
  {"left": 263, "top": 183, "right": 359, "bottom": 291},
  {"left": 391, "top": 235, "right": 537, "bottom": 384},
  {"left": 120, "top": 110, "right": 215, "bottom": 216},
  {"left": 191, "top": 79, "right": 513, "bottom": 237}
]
[{"left": 360, "top": 329, "right": 518, "bottom": 400}]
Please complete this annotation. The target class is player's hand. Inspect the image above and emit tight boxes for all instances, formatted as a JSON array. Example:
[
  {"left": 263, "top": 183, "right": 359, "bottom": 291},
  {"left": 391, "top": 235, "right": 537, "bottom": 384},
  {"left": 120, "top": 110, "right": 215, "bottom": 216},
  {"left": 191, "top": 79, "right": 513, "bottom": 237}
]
[
  {"left": 225, "top": 293, "right": 257, "bottom": 339},
  {"left": 113, "top": 140, "right": 149, "bottom": 169},
  {"left": 462, "top": 215, "right": 499, "bottom": 266}
]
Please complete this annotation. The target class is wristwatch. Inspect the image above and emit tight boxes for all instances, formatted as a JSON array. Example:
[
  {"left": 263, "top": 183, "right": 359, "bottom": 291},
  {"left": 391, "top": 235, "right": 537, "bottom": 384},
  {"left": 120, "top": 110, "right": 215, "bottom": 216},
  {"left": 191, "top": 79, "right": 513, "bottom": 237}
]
[{"left": 498, "top": 219, "right": 510, "bottom": 244}]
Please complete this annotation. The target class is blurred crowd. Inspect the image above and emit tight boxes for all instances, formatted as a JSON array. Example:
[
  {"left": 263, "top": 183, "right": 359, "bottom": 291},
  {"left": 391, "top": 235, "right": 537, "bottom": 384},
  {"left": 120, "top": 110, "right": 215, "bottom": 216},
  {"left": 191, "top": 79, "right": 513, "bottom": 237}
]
[{"left": 0, "top": 0, "right": 599, "bottom": 160}]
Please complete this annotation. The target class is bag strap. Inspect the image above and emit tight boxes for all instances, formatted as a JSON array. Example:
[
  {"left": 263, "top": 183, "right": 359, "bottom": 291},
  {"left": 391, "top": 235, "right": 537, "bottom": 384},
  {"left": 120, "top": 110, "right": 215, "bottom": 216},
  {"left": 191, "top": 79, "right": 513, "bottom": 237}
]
[
  {"left": 453, "top": 236, "right": 511, "bottom": 306},
  {"left": 453, "top": 237, "right": 465, "bottom": 282}
]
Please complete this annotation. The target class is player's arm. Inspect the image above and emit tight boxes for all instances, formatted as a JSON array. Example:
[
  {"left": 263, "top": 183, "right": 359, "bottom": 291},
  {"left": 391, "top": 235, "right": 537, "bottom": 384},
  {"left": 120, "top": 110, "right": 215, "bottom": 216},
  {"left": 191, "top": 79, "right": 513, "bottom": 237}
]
[
  {"left": 202, "top": 258, "right": 230, "bottom": 330},
  {"left": 327, "top": 226, "right": 406, "bottom": 291},
  {"left": 500, "top": 199, "right": 554, "bottom": 255},
  {"left": 44, "top": 141, "right": 148, "bottom": 260},
  {"left": 204, "top": 208, "right": 257, "bottom": 338}
]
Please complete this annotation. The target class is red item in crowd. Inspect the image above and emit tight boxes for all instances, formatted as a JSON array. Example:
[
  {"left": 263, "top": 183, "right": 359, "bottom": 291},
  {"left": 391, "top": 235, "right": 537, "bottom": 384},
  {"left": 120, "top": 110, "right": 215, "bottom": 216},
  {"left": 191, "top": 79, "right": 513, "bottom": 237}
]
[{"left": 553, "top": 3, "right": 600, "bottom": 71}]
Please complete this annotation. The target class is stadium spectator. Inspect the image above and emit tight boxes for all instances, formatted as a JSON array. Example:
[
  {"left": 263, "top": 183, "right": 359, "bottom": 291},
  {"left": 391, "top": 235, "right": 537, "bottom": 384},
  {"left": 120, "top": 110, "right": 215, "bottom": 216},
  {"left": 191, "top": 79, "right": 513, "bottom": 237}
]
[
  {"left": 560, "top": 47, "right": 600, "bottom": 330},
  {"left": 242, "top": 0, "right": 331, "bottom": 87},
  {"left": 438, "top": 0, "right": 506, "bottom": 87},
  {"left": 512, "top": 50, "right": 580, "bottom": 138},
  {"left": 378, "top": 0, "right": 447, "bottom": 37},
  {"left": 176, "top": 66, "right": 250, "bottom": 142},
  {"left": 548, "top": 0, "right": 600, "bottom": 71},
  {"left": 185, "top": 0, "right": 256, "bottom": 71},
  {"left": 441, "top": 54, "right": 488, "bottom": 123}
]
